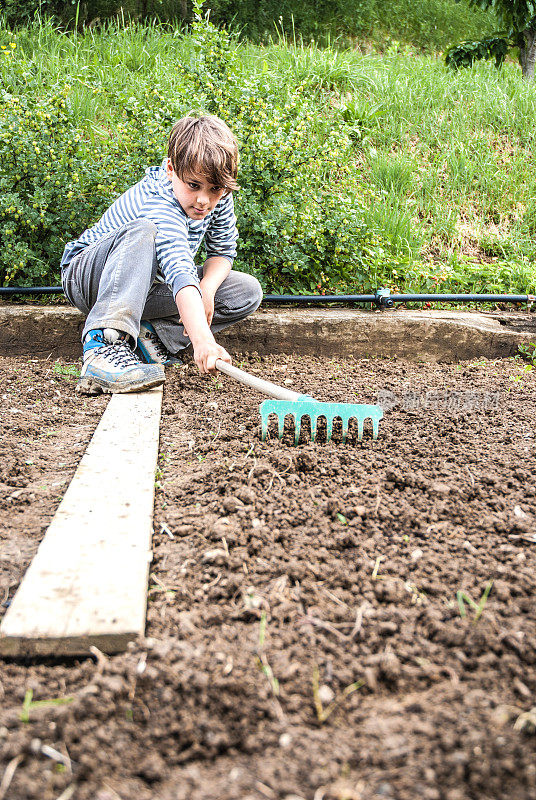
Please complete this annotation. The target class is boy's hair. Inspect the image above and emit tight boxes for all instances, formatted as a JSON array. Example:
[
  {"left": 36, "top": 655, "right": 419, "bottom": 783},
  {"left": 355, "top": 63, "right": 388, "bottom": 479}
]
[{"left": 168, "top": 115, "right": 239, "bottom": 192}]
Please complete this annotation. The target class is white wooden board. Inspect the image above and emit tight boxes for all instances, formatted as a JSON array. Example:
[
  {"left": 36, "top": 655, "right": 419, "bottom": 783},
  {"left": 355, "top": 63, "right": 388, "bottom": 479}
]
[{"left": 0, "top": 386, "right": 163, "bottom": 657}]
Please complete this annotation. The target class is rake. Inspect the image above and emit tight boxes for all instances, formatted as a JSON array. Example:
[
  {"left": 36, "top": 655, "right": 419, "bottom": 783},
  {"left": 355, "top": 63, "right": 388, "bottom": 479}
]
[{"left": 215, "top": 359, "right": 383, "bottom": 445}]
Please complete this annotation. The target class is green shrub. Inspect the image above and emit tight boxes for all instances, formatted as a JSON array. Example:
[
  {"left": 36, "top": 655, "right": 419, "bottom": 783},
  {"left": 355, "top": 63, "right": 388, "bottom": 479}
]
[
  {"left": 0, "top": 84, "right": 88, "bottom": 286},
  {"left": 0, "top": 0, "right": 172, "bottom": 27},
  {"left": 0, "top": 1, "right": 63, "bottom": 26},
  {"left": 0, "top": 4, "right": 405, "bottom": 293},
  {"left": 0, "top": 43, "right": 176, "bottom": 286}
]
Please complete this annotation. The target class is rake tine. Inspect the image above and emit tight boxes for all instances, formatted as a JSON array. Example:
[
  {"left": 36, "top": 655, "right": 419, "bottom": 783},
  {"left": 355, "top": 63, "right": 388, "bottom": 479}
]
[
  {"left": 357, "top": 416, "right": 364, "bottom": 441},
  {"left": 372, "top": 416, "right": 380, "bottom": 439},
  {"left": 325, "top": 415, "right": 333, "bottom": 442},
  {"left": 310, "top": 414, "right": 318, "bottom": 442},
  {"left": 341, "top": 415, "right": 349, "bottom": 443},
  {"left": 293, "top": 413, "right": 301, "bottom": 445}
]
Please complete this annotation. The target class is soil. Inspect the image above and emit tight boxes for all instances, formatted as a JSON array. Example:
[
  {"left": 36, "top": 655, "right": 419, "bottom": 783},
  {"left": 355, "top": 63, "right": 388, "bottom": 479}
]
[{"left": 1, "top": 351, "right": 536, "bottom": 800}]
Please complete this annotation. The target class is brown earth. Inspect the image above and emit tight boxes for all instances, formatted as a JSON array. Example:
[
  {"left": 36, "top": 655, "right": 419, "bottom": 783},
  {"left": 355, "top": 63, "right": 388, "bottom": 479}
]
[{"left": 1, "top": 352, "right": 536, "bottom": 800}]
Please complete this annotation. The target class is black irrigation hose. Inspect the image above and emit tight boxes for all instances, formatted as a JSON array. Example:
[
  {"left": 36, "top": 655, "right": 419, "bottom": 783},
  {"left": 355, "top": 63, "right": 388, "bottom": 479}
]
[
  {"left": 0, "top": 286, "right": 534, "bottom": 308},
  {"left": 264, "top": 293, "right": 534, "bottom": 308}
]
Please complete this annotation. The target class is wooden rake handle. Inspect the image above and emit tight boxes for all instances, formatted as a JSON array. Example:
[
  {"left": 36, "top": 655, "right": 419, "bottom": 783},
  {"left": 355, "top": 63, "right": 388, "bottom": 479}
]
[{"left": 215, "top": 359, "right": 307, "bottom": 402}]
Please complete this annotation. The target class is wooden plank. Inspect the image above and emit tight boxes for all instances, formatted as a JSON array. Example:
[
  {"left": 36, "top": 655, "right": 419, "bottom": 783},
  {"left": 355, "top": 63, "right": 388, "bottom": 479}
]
[{"left": 0, "top": 386, "right": 163, "bottom": 657}]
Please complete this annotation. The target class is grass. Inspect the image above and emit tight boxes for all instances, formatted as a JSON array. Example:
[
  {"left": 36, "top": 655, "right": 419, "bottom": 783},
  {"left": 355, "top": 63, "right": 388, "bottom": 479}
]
[
  {"left": 1, "top": 14, "right": 535, "bottom": 293},
  {"left": 310, "top": 50, "right": 535, "bottom": 286}
]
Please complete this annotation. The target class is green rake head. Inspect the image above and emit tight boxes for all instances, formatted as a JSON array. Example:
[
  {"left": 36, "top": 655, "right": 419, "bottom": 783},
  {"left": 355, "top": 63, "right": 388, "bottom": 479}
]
[{"left": 260, "top": 398, "right": 383, "bottom": 445}]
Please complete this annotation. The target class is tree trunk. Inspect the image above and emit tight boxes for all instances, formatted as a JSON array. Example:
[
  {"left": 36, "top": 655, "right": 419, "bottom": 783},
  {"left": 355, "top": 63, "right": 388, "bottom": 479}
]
[{"left": 519, "top": 21, "right": 536, "bottom": 81}]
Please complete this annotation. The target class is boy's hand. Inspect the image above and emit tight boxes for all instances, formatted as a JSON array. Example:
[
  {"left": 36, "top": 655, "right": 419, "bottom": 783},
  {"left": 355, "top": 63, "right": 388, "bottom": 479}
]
[
  {"left": 175, "top": 284, "right": 231, "bottom": 374},
  {"left": 193, "top": 337, "right": 232, "bottom": 374}
]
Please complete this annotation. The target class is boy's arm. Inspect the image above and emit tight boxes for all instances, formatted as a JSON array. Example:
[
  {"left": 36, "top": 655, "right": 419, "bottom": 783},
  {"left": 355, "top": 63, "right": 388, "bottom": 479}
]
[
  {"left": 138, "top": 197, "right": 232, "bottom": 373},
  {"left": 199, "top": 256, "right": 232, "bottom": 325},
  {"left": 184, "top": 194, "right": 235, "bottom": 364},
  {"left": 199, "top": 193, "right": 237, "bottom": 325},
  {"left": 175, "top": 286, "right": 231, "bottom": 374}
]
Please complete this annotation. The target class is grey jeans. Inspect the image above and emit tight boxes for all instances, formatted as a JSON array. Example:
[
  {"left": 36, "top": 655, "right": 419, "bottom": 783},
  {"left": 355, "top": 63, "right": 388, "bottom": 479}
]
[{"left": 61, "top": 219, "right": 263, "bottom": 353}]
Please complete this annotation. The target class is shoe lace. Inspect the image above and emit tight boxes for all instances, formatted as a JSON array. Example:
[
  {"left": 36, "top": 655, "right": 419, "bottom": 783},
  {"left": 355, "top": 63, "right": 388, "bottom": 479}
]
[
  {"left": 96, "top": 340, "right": 141, "bottom": 368},
  {"left": 146, "top": 329, "right": 170, "bottom": 360}
]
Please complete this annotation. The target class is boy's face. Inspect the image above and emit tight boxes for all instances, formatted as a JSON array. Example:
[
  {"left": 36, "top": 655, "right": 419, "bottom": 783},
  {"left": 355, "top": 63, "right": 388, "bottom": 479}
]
[{"left": 166, "top": 159, "right": 227, "bottom": 220}]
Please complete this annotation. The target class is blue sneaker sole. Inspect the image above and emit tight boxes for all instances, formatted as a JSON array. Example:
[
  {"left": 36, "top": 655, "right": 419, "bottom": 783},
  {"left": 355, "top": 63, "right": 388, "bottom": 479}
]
[{"left": 76, "top": 371, "right": 165, "bottom": 395}]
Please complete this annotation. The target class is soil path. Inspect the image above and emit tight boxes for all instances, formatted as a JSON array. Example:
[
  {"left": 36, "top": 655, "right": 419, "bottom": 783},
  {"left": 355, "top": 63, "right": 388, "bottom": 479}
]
[{"left": 1, "top": 353, "right": 535, "bottom": 800}]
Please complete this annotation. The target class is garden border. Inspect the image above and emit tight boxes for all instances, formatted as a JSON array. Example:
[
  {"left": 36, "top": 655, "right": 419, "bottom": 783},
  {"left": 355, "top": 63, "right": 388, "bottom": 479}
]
[{"left": 0, "top": 305, "right": 534, "bottom": 362}]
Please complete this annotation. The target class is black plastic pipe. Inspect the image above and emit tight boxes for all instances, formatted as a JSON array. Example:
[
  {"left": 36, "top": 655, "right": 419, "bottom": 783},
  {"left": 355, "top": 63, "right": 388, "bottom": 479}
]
[
  {"left": 0, "top": 286, "right": 533, "bottom": 309},
  {"left": 0, "top": 286, "right": 64, "bottom": 295},
  {"left": 263, "top": 293, "right": 533, "bottom": 307}
]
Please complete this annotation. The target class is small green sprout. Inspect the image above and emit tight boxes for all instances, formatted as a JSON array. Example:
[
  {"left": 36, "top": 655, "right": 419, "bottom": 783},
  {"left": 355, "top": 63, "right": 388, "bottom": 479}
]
[
  {"left": 52, "top": 362, "right": 81, "bottom": 380},
  {"left": 312, "top": 665, "right": 363, "bottom": 724},
  {"left": 148, "top": 573, "right": 177, "bottom": 599},
  {"left": 255, "top": 611, "right": 279, "bottom": 697},
  {"left": 457, "top": 580, "right": 493, "bottom": 624},
  {"left": 518, "top": 342, "right": 536, "bottom": 366},
  {"left": 20, "top": 689, "right": 73, "bottom": 723}
]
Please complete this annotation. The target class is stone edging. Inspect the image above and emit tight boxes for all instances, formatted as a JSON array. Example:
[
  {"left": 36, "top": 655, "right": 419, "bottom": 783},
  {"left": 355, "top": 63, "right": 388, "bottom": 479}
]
[{"left": 0, "top": 305, "right": 534, "bottom": 362}]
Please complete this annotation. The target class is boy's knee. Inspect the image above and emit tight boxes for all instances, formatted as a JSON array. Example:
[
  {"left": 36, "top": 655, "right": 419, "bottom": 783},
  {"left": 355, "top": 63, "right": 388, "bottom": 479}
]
[
  {"left": 127, "top": 219, "right": 158, "bottom": 240},
  {"left": 243, "top": 273, "right": 263, "bottom": 313},
  {"left": 251, "top": 276, "right": 263, "bottom": 312}
]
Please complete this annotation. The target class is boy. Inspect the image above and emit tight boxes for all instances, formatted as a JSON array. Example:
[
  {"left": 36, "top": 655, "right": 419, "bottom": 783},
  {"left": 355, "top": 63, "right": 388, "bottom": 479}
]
[{"left": 61, "top": 115, "right": 263, "bottom": 394}]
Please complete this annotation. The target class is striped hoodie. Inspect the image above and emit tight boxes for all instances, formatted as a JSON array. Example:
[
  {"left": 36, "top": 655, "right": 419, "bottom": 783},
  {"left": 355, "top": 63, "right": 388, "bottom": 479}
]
[{"left": 60, "top": 161, "right": 238, "bottom": 298}]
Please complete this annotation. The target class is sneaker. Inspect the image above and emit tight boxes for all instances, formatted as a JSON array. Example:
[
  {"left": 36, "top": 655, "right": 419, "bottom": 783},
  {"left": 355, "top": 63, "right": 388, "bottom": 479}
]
[
  {"left": 136, "top": 321, "right": 182, "bottom": 366},
  {"left": 76, "top": 328, "right": 165, "bottom": 395}
]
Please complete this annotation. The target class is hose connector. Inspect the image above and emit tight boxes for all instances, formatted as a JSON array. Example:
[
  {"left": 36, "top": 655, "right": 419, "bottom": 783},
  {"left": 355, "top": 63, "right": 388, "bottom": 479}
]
[{"left": 375, "top": 287, "right": 394, "bottom": 308}]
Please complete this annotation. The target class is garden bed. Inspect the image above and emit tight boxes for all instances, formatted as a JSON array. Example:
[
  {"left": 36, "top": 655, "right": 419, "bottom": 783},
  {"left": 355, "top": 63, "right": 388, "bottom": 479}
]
[{"left": 1, "top": 352, "right": 536, "bottom": 800}]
